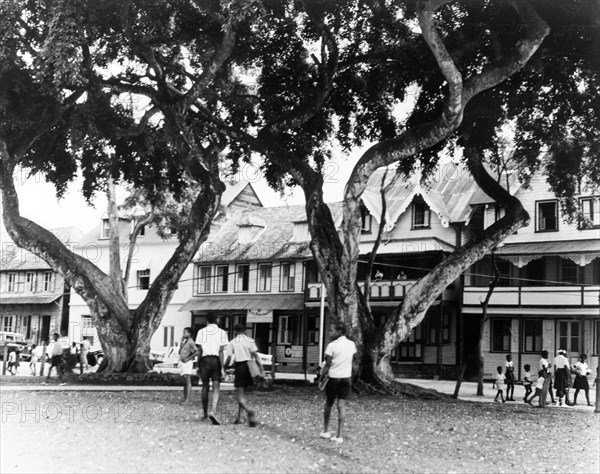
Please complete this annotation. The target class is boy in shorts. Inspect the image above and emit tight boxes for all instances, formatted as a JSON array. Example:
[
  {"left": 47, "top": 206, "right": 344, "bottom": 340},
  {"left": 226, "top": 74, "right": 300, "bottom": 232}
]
[
  {"left": 179, "top": 327, "right": 199, "bottom": 405},
  {"left": 318, "top": 322, "right": 356, "bottom": 444}
]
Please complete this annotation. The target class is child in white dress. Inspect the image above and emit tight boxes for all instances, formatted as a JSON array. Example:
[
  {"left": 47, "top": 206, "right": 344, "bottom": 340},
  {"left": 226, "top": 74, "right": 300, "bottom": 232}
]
[{"left": 493, "top": 366, "right": 506, "bottom": 403}]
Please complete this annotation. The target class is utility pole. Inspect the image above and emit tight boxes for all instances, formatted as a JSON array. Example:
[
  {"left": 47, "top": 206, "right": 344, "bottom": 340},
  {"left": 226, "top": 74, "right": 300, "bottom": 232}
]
[{"left": 595, "top": 290, "right": 600, "bottom": 413}]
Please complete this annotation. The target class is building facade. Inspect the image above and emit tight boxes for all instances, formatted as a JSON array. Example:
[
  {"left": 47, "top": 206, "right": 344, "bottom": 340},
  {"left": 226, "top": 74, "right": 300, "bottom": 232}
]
[
  {"left": 463, "top": 173, "right": 599, "bottom": 381},
  {"left": 0, "top": 228, "right": 81, "bottom": 344}
]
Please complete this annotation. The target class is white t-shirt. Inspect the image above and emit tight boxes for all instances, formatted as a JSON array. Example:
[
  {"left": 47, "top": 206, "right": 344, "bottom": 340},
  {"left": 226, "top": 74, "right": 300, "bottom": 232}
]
[
  {"left": 573, "top": 361, "right": 590, "bottom": 376},
  {"left": 324, "top": 336, "right": 356, "bottom": 378},
  {"left": 226, "top": 335, "right": 258, "bottom": 363},
  {"left": 535, "top": 376, "right": 545, "bottom": 390},
  {"left": 195, "top": 324, "right": 228, "bottom": 356},
  {"left": 539, "top": 358, "right": 550, "bottom": 372}
]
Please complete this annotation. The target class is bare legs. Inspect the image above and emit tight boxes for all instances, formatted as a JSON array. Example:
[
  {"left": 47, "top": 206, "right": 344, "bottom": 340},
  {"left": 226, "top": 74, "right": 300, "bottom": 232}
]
[
  {"left": 323, "top": 399, "right": 346, "bottom": 438},
  {"left": 182, "top": 375, "right": 192, "bottom": 404},
  {"left": 234, "top": 388, "right": 256, "bottom": 426}
]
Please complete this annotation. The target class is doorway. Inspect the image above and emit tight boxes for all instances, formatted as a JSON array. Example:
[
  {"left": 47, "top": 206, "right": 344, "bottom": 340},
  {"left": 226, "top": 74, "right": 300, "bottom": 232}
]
[
  {"left": 557, "top": 320, "right": 581, "bottom": 361},
  {"left": 254, "top": 323, "right": 270, "bottom": 354}
]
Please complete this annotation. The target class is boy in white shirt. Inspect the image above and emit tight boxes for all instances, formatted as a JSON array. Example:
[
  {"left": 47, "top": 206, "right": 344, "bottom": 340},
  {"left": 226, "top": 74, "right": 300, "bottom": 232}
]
[{"left": 318, "top": 322, "right": 356, "bottom": 444}]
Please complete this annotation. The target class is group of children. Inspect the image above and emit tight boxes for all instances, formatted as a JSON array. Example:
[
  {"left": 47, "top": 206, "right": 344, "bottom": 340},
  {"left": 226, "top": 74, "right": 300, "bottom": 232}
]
[{"left": 493, "top": 351, "right": 594, "bottom": 406}]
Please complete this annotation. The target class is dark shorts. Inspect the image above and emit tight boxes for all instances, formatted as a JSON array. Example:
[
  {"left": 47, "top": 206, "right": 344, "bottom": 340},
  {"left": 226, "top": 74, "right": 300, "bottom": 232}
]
[
  {"left": 234, "top": 362, "right": 254, "bottom": 388},
  {"left": 325, "top": 377, "right": 351, "bottom": 404},
  {"left": 199, "top": 356, "right": 221, "bottom": 383},
  {"left": 50, "top": 355, "right": 62, "bottom": 367}
]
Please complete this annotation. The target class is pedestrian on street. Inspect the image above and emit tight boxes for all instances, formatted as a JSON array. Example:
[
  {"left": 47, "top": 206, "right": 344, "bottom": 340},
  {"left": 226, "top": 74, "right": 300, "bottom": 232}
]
[
  {"left": 80, "top": 338, "right": 91, "bottom": 374},
  {"left": 539, "top": 350, "right": 556, "bottom": 405},
  {"left": 179, "top": 327, "right": 199, "bottom": 405},
  {"left": 493, "top": 366, "right": 506, "bottom": 403},
  {"left": 523, "top": 364, "right": 533, "bottom": 403},
  {"left": 554, "top": 349, "right": 570, "bottom": 406},
  {"left": 527, "top": 370, "right": 546, "bottom": 406},
  {"left": 195, "top": 314, "right": 229, "bottom": 425},
  {"left": 505, "top": 354, "right": 516, "bottom": 401},
  {"left": 43, "top": 333, "right": 66, "bottom": 385},
  {"left": 318, "top": 322, "right": 357, "bottom": 444},
  {"left": 7, "top": 349, "right": 17, "bottom": 375},
  {"left": 224, "top": 323, "right": 265, "bottom": 427},
  {"left": 29, "top": 344, "right": 38, "bottom": 376},
  {"left": 572, "top": 354, "right": 592, "bottom": 406}
]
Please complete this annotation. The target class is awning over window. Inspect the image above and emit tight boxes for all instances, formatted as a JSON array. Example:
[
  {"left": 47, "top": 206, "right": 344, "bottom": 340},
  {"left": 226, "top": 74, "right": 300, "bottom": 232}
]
[
  {"left": 496, "top": 239, "right": 600, "bottom": 267},
  {"left": 0, "top": 295, "right": 61, "bottom": 305},
  {"left": 179, "top": 294, "right": 305, "bottom": 312}
]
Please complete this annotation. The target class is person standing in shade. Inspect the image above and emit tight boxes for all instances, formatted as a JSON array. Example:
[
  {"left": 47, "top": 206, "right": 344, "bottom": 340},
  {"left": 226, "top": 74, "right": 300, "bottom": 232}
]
[
  {"left": 80, "top": 338, "right": 91, "bottom": 374},
  {"left": 42, "top": 333, "right": 66, "bottom": 385},
  {"left": 224, "top": 324, "right": 265, "bottom": 427},
  {"left": 539, "top": 350, "right": 556, "bottom": 405},
  {"left": 318, "top": 322, "right": 357, "bottom": 444},
  {"left": 195, "top": 315, "right": 229, "bottom": 424},
  {"left": 504, "top": 354, "right": 516, "bottom": 401},
  {"left": 179, "top": 328, "right": 199, "bottom": 405},
  {"left": 554, "top": 349, "right": 570, "bottom": 406},
  {"left": 572, "top": 354, "right": 592, "bottom": 406}
]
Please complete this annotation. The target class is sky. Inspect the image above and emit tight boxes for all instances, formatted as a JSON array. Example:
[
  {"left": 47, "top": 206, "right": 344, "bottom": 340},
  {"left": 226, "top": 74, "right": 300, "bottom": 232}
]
[{"left": 0, "top": 144, "right": 369, "bottom": 236}]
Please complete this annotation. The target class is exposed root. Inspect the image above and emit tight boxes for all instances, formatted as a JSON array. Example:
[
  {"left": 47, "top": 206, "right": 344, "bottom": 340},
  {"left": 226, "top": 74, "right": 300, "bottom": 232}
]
[{"left": 355, "top": 375, "right": 456, "bottom": 401}]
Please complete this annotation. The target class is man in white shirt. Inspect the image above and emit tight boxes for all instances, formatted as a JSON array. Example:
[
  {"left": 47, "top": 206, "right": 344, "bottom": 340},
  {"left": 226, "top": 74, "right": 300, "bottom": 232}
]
[
  {"left": 318, "top": 322, "right": 356, "bottom": 444},
  {"left": 195, "top": 314, "right": 229, "bottom": 424}
]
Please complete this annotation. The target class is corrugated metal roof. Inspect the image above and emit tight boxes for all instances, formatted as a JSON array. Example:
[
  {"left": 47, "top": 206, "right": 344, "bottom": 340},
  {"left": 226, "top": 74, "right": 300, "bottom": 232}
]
[
  {"left": 496, "top": 239, "right": 600, "bottom": 255},
  {"left": 0, "top": 295, "right": 61, "bottom": 305},
  {"left": 180, "top": 294, "right": 305, "bottom": 312}
]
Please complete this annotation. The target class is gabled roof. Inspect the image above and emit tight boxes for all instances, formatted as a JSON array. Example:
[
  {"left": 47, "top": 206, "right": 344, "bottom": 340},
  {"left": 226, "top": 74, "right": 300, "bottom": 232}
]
[
  {"left": 1, "top": 227, "right": 83, "bottom": 271},
  {"left": 361, "top": 164, "right": 520, "bottom": 230},
  {"left": 197, "top": 204, "right": 319, "bottom": 262}
]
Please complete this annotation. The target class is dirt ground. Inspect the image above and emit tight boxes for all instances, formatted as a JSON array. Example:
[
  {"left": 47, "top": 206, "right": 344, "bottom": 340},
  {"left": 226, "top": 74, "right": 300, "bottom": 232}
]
[{"left": 1, "top": 385, "right": 598, "bottom": 473}]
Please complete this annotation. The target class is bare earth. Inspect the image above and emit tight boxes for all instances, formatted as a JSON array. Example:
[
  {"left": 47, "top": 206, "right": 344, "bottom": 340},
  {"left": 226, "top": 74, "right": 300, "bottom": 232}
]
[{"left": 1, "top": 385, "right": 598, "bottom": 473}]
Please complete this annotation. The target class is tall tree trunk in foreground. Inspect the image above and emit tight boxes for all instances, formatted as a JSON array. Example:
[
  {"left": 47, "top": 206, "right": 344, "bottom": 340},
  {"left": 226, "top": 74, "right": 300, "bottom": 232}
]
[{"left": 0, "top": 150, "right": 224, "bottom": 372}]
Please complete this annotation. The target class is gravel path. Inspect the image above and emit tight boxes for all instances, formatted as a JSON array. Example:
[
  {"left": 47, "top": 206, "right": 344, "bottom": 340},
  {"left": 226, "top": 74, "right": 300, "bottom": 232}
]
[{"left": 1, "top": 386, "right": 598, "bottom": 473}]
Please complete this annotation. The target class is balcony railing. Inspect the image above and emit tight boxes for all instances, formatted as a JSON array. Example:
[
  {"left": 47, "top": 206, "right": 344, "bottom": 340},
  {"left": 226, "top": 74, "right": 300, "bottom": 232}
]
[
  {"left": 463, "top": 285, "right": 600, "bottom": 307},
  {"left": 306, "top": 280, "right": 421, "bottom": 300}
]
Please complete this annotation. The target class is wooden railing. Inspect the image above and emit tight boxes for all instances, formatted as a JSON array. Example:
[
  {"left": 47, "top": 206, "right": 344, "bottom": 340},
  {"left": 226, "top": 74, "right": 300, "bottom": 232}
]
[{"left": 463, "top": 285, "right": 600, "bottom": 307}]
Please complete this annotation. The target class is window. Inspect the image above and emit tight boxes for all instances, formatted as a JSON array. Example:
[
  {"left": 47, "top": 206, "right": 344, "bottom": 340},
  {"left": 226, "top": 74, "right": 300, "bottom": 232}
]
[
  {"left": 412, "top": 198, "right": 431, "bottom": 229},
  {"left": 82, "top": 316, "right": 93, "bottom": 328},
  {"left": 579, "top": 197, "right": 600, "bottom": 229},
  {"left": 257, "top": 264, "right": 272, "bottom": 292},
  {"left": 441, "top": 312, "right": 450, "bottom": 343},
  {"left": 307, "top": 315, "right": 320, "bottom": 345},
  {"left": 491, "top": 319, "right": 511, "bottom": 352},
  {"left": 43, "top": 272, "right": 53, "bottom": 292},
  {"left": 394, "top": 325, "right": 422, "bottom": 361},
  {"left": 214, "top": 265, "right": 229, "bottom": 293},
  {"left": 560, "top": 258, "right": 579, "bottom": 284},
  {"left": 101, "top": 219, "right": 110, "bottom": 239},
  {"left": 536, "top": 200, "right": 558, "bottom": 232},
  {"left": 236, "top": 264, "right": 249, "bottom": 292},
  {"left": 25, "top": 272, "right": 35, "bottom": 292},
  {"left": 7, "top": 273, "right": 17, "bottom": 292},
  {"left": 360, "top": 206, "right": 372, "bottom": 234},
  {"left": 3, "top": 316, "right": 14, "bottom": 332},
  {"left": 136, "top": 269, "right": 150, "bottom": 290},
  {"left": 558, "top": 320, "right": 580, "bottom": 353},
  {"left": 281, "top": 263, "right": 295, "bottom": 292},
  {"left": 523, "top": 319, "right": 543, "bottom": 353},
  {"left": 138, "top": 225, "right": 146, "bottom": 237},
  {"left": 196, "top": 266, "right": 211, "bottom": 294},
  {"left": 163, "top": 326, "right": 175, "bottom": 348},
  {"left": 593, "top": 320, "right": 598, "bottom": 356},
  {"left": 278, "top": 315, "right": 292, "bottom": 345}
]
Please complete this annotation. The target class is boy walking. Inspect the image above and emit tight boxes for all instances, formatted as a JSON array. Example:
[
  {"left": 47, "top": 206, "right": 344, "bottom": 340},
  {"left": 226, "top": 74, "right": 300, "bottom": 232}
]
[
  {"left": 42, "top": 333, "right": 66, "bottom": 385},
  {"left": 318, "top": 322, "right": 356, "bottom": 444},
  {"left": 195, "top": 314, "right": 229, "bottom": 424},
  {"left": 224, "top": 324, "right": 265, "bottom": 427},
  {"left": 179, "top": 328, "right": 199, "bottom": 404}
]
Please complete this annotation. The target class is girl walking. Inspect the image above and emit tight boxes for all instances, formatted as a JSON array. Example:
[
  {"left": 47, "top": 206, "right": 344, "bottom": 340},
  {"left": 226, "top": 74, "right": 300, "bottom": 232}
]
[
  {"left": 573, "top": 354, "right": 592, "bottom": 406},
  {"left": 493, "top": 366, "right": 506, "bottom": 403}
]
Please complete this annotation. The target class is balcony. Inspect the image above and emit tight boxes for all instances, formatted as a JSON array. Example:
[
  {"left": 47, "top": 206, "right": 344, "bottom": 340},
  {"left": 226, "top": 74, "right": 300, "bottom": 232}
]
[
  {"left": 463, "top": 285, "right": 600, "bottom": 307},
  {"left": 306, "top": 280, "right": 458, "bottom": 301}
]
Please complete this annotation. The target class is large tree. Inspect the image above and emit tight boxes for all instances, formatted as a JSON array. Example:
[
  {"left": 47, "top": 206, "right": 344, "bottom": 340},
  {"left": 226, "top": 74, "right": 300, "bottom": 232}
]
[
  {"left": 190, "top": 0, "right": 598, "bottom": 389},
  {"left": 0, "top": 0, "right": 257, "bottom": 372}
]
